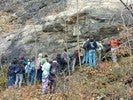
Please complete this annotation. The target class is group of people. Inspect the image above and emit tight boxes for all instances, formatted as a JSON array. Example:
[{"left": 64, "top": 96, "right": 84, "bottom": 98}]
[
  {"left": 7, "top": 56, "right": 35, "bottom": 89},
  {"left": 82, "top": 35, "right": 121, "bottom": 67},
  {"left": 6, "top": 34, "right": 123, "bottom": 94}
]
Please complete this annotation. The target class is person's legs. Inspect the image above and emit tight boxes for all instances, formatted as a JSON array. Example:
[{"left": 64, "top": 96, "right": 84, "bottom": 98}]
[
  {"left": 85, "top": 50, "right": 89, "bottom": 65},
  {"left": 37, "top": 68, "right": 42, "bottom": 83},
  {"left": 25, "top": 73, "right": 29, "bottom": 85},
  {"left": 92, "top": 50, "right": 96, "bottom": 68},
  {"left": 15, "top": 74, "right": 19, "bottom": 88},
  {"left": 7, "top": 76, "right": 14, "bottom": 87},
  {"left": 18, "top": 74, "right": 23, "bottom": 88},
  {"left": 52, "top": 79, "right": 56, "bottom": 93},
  {"left": 30, "top": 70, "right": 35, "bottom": 85},
  {"left": 23, "top": 73, "right": 27, "bottom": 85},
  {"left": 89, "top": 50, "right": 93, "bottom": 68},
  {"left": 42, "top": 76, "right": 49, "bottom": 94}
]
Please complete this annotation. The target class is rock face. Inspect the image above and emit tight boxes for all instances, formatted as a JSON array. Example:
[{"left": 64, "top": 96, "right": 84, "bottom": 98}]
[{"left": 0, "top": 0, "right": 133, "bottom": 61}]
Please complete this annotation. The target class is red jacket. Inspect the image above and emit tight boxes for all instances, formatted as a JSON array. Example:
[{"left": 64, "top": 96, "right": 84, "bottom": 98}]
[
  {"left": 74, "top": 50, "right": 79, "bottom": 58},
  {"left": 108, "top": 38, "right": 120, "bottom": 48}
]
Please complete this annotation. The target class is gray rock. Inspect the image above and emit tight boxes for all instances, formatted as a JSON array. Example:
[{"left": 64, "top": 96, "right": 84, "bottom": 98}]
[{"left": 43, "top": 22, "right": 64, "bottom": 32}]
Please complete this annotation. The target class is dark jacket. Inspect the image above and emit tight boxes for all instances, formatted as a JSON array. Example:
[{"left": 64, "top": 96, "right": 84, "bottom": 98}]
[
  {"left": 15, "top": 64, "right": 25, "bottom": 74},
  {"left": 7, "top": 64, "right": 16, "bottom": 76},
  {"left": 87, "top": 40, "right": 97, "bottom": 50}
]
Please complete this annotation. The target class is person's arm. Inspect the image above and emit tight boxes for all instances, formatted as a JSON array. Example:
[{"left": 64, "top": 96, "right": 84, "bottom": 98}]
[
  {"left": 41, "top": 65, "right": 45, "bottom": 71},
  {"left": 94, "top": 41, "right": 98, "bottom": 49},
  {"left": 117, "top": 39, "right": 120, "bottom": 45}
]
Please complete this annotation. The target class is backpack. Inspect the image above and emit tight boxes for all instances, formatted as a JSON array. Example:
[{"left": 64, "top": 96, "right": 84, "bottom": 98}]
[{"left": 83, "top": 40, "right": 89, "bottom": 50}]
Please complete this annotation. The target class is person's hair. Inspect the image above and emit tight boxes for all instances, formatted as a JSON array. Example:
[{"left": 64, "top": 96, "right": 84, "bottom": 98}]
[
  {"left": 89, "top": 34, "right": 94, "bottom": 38},
  {"left": 44, "top": 54, "right": 48, "bottom": 58},
  {"left": 31, "top": 56, "right": 35, "bottom": 61},
  {"left": 64, "top": 48, "right": 67, "bottom": 52}
]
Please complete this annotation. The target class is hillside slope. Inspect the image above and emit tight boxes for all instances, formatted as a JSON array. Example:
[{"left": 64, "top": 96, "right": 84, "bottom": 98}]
[{"left": 0, "top": 57, "right": 133, "bottom": 100}]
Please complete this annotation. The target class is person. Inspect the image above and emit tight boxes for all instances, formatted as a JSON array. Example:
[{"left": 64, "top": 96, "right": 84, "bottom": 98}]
[
  {"left": 25, "top": 58, "right": 31, "bottom": 85},
  {"left": 56, "top": 54, "right": 64, "bottom": 73},
  {"left": 71, "top": 49, "right": 80, "bottom": 72},
  {"left": 86, "top": 35, "right": 97, "bottom": 68},
  {"left": 61, "top": 49, "right": 69, "bottom": 75},
  {"left": 21, "top": 57, "right": 28, "bottom": 85},
  {"left": 82, "top": 38, "right": 89, "bottom": 65},
  {"left": 36, "top": 53, "right": 43, "bottom": 83},
  {"left": 41, "top": 58, "right": 51, "bottom": 94},
  {"left": 14, "top": 60, "right": 25, "bottom": 88},
  {"left": 29, "top": 57, "right": 36, "bottom": 85},
  {"left": 49, "top": 60, "right": 59, "bottom": 93},
  {"left": 108, "top": 37, "right": 120, "bottom": 62},
  {"left": 7, "top": 61, "right": 16, "bottom": 88},
  {"left": 61, "top": 49, "right": 68, "bottom": 65}
]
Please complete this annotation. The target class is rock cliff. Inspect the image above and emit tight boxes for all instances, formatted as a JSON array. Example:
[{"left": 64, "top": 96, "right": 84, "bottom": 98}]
[{"left": 0, "top": 0, "right": 132, "bottom": 60}]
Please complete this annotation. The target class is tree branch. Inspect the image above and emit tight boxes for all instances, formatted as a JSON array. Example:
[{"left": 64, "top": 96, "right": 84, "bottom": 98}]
[{"left": 119, "top": 0, "right": 133, "bottom": 17}]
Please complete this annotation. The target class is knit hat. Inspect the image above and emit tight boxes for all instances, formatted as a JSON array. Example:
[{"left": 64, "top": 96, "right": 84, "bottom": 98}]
[
  {"left": 38, "top": 53, "right": 42, "bottom": 58},
  {"left": 41, "top": 58, "right": 46, "bottom": 65}
]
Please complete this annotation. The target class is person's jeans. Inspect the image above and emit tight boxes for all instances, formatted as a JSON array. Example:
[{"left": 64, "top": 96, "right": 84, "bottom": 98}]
[
  {"left": 88, "top": 50, "right": 96, "bottom": 68},
  {"left": 15, "top": 73, "right": 23, "bottom": 88},
  {"left": 82, "top": 50, "right": 89, "bottom": 65},
  {"left": 7, "top": 75, "right": 15, "bottom": 87},
  {"left": 29, "top": 70, "right": 35, "bottom": 85},
  {"left": 42, "top": 75, "right": 49, "bottom": 94},
  {"left": 37, "top": 67, "right": 42, "bottom": 83}
]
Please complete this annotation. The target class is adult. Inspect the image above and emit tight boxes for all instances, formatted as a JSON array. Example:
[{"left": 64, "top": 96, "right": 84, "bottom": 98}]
[
  {"left": 87, "top": 35, "right": 97, "bottom": 68},
  {"left": 41, "top": 59, "right": 51, "bottom": 94},
  {"left": 14, "top": 60, "right": 25, "bottom": 88},
  {"left": 71, "top": 49, "right": 80, "bottom": 72},
  {"left": 108, "top": 37, "right": 120, "bottom": 62},
  {"left": 36, "top": 53, "right": 43, "bottom": 83},
  {"left": 29, "top": 57, "right": 36, "bottom": 85},
  {"left": 25, "top": 58, "right": 31, "bottom": 85},
  {"left": 82, "top": 38, "right": 89, "bottom": 65},
  {"left": 61, "top": 49, "right": 69, "bottom": 75},
  {"left": 49, "top": 60, "right": 59, "bottom": 93},
  {"left": 7, "top": 61, "right": 16, "bottom": 88}
]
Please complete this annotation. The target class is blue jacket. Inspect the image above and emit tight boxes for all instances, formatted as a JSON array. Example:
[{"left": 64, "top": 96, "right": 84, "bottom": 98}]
[{"left": 8, "top": 64, "right": 16, "bottom": 76}]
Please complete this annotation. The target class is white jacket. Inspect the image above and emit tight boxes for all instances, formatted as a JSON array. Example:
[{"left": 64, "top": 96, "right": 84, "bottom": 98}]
[{"left": 42, "top": 61, "right": 51, "bottom": 77}]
